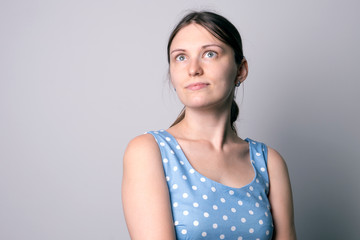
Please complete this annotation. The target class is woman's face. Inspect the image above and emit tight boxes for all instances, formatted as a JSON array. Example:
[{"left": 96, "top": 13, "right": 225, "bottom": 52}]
[{"left": 169, "top": 23, "right": 241, "bottom": 111}]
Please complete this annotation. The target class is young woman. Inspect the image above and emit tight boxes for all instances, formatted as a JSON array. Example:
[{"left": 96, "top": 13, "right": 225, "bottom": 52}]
[{"left": 122, "top": 11, "right": 296, "bottom": 240}]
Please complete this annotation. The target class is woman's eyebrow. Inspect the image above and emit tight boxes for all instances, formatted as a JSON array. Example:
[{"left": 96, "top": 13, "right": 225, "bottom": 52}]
[
  {"left": 170, "top": 49, "right": 186, "bottom": 55},
  {"left": 202, "top": 44, "right": 224, "bottom": 50},
  {"left": 170, "top": 44, "right": 224, "bottom": 55}
]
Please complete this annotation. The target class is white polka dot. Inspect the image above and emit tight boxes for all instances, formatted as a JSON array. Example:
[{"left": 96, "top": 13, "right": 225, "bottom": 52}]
[
  {"left": 256, "top": 152, "right": 261, "bottom": 156},
  {"left": 193, "top": 220, "right": 199, "bottom": 226},
  {"left": 170, "top": 150, "right": 175, "bottom": 154},
  {"left": 180, "top": 161, "right": 184, "bottom": 165},
  {"left": 189, "top": 169, "right": 195, "bottom": 174},
  {"left": 176, "top": 145, "right": 181, "bottom": 150},
  {"left": 259, "top": 196, "right": 263, "bottom": 200},
  {"left": 240, "top": 218, "right": 246, "bottom": 224},
  {"left": 220, "top": 198, "right": 226, "bottom": 203},
  {"left": 204, "top": 212, "right": 209, "bottom": 217},
  {"left": 231, "top": 226, "right": 236, "bottom": 231},
  {"left": 174, "top": 221, "right": 179, "bottom": 226},
  {"left": 163, "top": 158, "right": 168, "bottom": 163},
  {"left": 202, "top": 195, "right": 208, "bottom": 200},
  {"left": 211, "top": 187, "right": 216, "bottom": 192},
  {"left": 223, "top": 215, "right": 228, "bottom": 220},
  {"left": 266, "top": 182, "right": 269, "bottom": 187},
  {"left": 238, "top": 200, "right": 243, "bottom": 206},
  {"left": 213, "top": 205, "right": 218, "bottom": 210},
  {"left": 249, "top": 210, "right": 254, "bottom": 215},
  {"left": 192, "top": 185, "right": 198, "bottom": 190},
  {"left": 238, "top": 237, "right": 243, "bottom": 240},
  {"left": 173, "top": 202, "right": 178, "bottom": 207},
  {"left": 173, "top": 166, "right": 178, "bottom": 171},
  {"left": 255, "top": 202, "right": 260, "bottom": 207},
  {"left": 166, "top": 176, "right": 170, "bottom": 181},
  {"left": 220, "top": 234, "right": 225, "bottom": 239},
  {"left": 249, "top": 186, "right": 254, "bottom": 191},
  {"left": 160, "top": 142, "right": 165, "bottom": 146},
  {"left": 252, "top": 141, "right": 256, "bottom": 144},
  {"left": 202, "top": 232, "right": 207, "bottom": 237},
  {"left": 260, "top": 167, "right": 265, "bottom": 172},
  {"left": 256, "top": 178, "right": 260, "bottom": 183},
  {"left": 265, "top": 212, "right": 269, "bottom": 217},
  {"left": 249, "top": 228, "right": 254, "bottom": 233},
  {"left": 172, "top": 184, "right": 178, "bottom": 189},
  {"left": 165, "top": 137, "right": 171, "bottom": 141},
  {"left": 266, "top": 230, "right": 270, "bottom": 235},
  {"left": 200, "top": 177, "right": 206, "bottom": 182},
  {"left": 182, "top": 175, "right": 187, "bottom": 180},
  {"left": 231, "top": 208, "right": 236, "bottom": 213},
  {"left": 256, "top": 238, "right": 260, "bottom": 240},
  {"left": 259, "top": 219, "right": 264, "bottom": 225},
  {"left": 183, "top": 210, "right": 189, "bottom": 216},
  {"left": 251, "top": 160, "right": 255, "bottom": 164},
  {"left": 193, "top": 202, "right": 199, "bottom": 208},
  {"left": 246, "top": 192, "right": 251, "bottom": 197},
  {"left": 181, "top": 229, "right": 187, "bottom": 234},
  {"left": 229, "top": 190, "right": 235, "bottom": 195},
  {"left": 159, "top": 130, "right": 164, "bottom": 132},
  {"left": 213, "top": 223, "right": 218, "bottom": 229},
  {"left": 183, "top": 193, "right": 188, "bottom": 198}
]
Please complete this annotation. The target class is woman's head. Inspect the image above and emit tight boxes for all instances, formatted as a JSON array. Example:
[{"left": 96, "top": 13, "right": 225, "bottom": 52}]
[
  {"left": 168, "top": 11, "right": 247, "bottom": 133},
  {"left": 167, "top": 11, "right": 244, "bottom": 66}
]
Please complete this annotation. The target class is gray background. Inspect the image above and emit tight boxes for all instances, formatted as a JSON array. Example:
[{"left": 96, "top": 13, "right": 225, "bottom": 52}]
[{"left": 1, "top": 0, "right": 359, "bottom": 239}]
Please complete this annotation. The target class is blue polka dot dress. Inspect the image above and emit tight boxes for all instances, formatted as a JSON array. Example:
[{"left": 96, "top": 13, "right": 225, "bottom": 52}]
[{"left": 148, "top": 130, "right": 274, "bottom": 240}]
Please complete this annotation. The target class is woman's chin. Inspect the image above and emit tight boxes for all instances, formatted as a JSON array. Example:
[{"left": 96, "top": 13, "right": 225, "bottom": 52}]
[
  {"left": 181, "top": 95, "right": 232, "bottom": 110},
  {"left": 183, "top": 101, "right": 227, "bottom": 111}
]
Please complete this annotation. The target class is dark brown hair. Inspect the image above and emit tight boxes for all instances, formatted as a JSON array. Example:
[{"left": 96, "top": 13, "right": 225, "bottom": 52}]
[{"left": 168, "top": 11, "right": 244, "bottom": 133}]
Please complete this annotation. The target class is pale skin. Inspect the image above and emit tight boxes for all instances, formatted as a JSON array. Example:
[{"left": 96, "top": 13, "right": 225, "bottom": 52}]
[{"left": 122, "top": 23, "right": 296, "bottom": 239}]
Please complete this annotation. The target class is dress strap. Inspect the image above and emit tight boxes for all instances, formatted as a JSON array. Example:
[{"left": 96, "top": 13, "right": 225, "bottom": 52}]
[{"left": 246, "top": 138, "right": 270, "bottom": 194}]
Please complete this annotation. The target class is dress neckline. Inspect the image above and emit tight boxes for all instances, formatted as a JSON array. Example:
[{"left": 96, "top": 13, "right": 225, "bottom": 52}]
[{"left": 162, "top": 130, "right": 258, "bottom": 191}]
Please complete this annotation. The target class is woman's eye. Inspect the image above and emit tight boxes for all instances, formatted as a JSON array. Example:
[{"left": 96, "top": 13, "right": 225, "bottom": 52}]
[
  {"left": 175, "top": 55, "right": 186, "bottom": 61},
  {"left": 204, "top": 51, "right": 217, "bottom": 58}
]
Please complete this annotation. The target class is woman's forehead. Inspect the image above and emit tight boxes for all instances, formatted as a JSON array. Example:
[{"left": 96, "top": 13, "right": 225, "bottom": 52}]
[{"left": 170, "top": 23, "right": 223, "bottom": 51}]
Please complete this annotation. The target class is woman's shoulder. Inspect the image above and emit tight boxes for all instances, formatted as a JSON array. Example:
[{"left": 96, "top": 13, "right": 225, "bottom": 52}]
[
  {"left": 246, "top": 138, "right": 286, "bottom": 164},
  {"left": 122, "top": 132, "right": 176, "bottom": 239},
  {"left": 123, "top": 132, "right": 164, "bottom": 172},
  {"left": 265, "top": 146, "right": 290, "bottom": 188},
  {"left": 267, "top": 146, "right": 287, "bottom": 170},
  {"left": 124, "top": 133, "right": 160, "bottom": 160},
  {"left": 126, "top": 132, "right": 157, "bottom": 147}
]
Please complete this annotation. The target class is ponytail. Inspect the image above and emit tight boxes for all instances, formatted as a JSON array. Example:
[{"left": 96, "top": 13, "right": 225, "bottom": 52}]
[
  {"left": 170, "top": 107, "right": 185, "bottom": 128},
  {"left": 230, "top": 99, "right": 239, "bottom": 134}
]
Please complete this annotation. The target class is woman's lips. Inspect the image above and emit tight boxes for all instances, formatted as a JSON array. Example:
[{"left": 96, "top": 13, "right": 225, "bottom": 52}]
[{"left": 185, "top": 82, "right": 209, "bottom": 90}]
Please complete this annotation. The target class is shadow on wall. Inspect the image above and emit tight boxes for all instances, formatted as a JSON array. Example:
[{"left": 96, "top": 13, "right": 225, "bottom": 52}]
[{"left": 278, "top": 124, "right": 359, "bottom": 240}]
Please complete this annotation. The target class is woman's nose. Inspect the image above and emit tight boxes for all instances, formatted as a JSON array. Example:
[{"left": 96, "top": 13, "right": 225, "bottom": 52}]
[{"left": 188, "top": 58, "right": 203, "bottom": 77}]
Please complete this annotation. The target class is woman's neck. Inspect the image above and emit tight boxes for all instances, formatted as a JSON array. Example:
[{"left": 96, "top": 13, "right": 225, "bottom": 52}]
[{"left": 170, "top": 106, "right": 238, "bottom": 151}]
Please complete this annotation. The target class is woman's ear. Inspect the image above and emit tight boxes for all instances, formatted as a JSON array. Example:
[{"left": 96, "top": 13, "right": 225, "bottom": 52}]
[{"left": 236, "top": 59, "right": 249, "bottom": 84}]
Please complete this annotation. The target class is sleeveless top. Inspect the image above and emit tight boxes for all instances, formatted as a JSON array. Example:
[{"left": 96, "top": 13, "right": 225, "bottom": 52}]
[{"left": 148, "top": 130, "right": 274, "bottom": 240}]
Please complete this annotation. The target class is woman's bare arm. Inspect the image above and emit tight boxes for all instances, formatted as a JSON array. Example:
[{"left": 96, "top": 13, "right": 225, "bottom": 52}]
[
  {"left": 267, "top": 147, "right": 297, "bottom": 240},
  {"left": 122, "top": 134, "right": 176, "bottom": 240}
]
